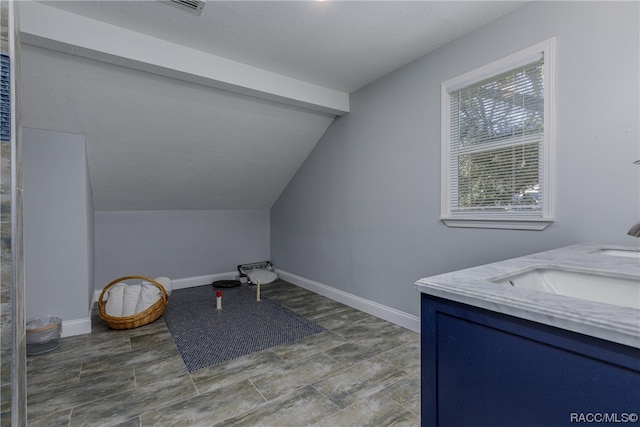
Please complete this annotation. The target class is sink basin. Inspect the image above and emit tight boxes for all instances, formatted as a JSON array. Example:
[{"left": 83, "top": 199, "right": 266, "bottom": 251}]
[
  {"left": 595, "top": 248, "right": 640, "bottom": 258},
  {"left": 493, "top": 268, "right": 640, "bottom": 309}
]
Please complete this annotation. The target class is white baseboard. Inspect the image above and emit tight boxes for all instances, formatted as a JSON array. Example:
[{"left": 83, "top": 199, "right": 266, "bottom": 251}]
[
  {"left": 89, "top": 269, "right": 420, "bottom": 334},
  {"left": 171, "top": 271, "right": 237, "bottom": 290},
  {"left": 61, "top": 318, "right": 91, "bottom": 338},
  {"left": 92, "top": 271, "right": 237, "bottom": 304},
  {"left": 276, "top": 269, "right": 420, "bottom": 333}
]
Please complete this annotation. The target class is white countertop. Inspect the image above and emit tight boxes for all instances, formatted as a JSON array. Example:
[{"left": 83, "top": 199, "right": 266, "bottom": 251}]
[{"left": 415, "top": 244, "right": 640, "bottom": 349}]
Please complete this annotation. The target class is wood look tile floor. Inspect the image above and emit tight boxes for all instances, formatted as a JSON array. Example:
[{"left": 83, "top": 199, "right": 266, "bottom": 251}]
[{"left": 26, "top": 280, "right": 420, "bottom": 426}]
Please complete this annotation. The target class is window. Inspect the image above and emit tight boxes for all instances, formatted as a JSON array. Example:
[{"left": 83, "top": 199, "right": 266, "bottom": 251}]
[{"left": 441, "top": 39, "right": 556, "bottom": 230}]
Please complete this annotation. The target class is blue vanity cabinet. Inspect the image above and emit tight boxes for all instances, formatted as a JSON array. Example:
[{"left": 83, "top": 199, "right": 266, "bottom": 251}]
[{"left": 421, "top": 294, "right": 640, "bottom": 427}]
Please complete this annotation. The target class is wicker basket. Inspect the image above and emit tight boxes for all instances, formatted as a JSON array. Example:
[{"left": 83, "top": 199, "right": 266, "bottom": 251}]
[{"left": 98, "top": 276, "right": 168, "bottom": 330}]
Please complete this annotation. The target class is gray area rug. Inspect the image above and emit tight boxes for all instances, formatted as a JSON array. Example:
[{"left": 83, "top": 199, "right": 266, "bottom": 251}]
[{"left": 163, "top": 284, "right": 326, "bottom": 372}]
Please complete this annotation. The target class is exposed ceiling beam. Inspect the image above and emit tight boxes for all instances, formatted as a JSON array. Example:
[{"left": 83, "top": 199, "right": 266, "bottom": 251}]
[{"left": 19, "top": 2, "right": 350, "bottom": 116}]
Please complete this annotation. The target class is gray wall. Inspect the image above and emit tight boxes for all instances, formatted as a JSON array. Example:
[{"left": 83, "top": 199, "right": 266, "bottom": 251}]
[
  {"left": 94, "top": 209, "right": 270, "bottom": 288},
  {"left": 23, "top": 127, "right": 94, "bottom": 322},
  {"left": 271, "top": 2, "right": 640, "bottom": 317}
]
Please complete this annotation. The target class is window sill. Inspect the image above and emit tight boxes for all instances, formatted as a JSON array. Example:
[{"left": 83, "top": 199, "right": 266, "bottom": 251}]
[{"left": 441, "top": 217, "right": 553, "bottom": 231}]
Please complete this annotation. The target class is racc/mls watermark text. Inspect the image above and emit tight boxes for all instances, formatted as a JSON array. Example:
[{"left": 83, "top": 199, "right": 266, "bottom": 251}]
[{"left": 570, "top": 412, "right": 639, "bottom": 424}]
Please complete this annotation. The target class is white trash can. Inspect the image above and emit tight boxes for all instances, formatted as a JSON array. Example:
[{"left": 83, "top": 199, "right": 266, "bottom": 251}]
[{"left": 26, "top": 316, "right": 62, "bottom": 355}]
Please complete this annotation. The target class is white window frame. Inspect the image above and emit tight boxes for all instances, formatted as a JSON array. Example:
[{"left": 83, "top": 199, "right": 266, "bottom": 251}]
[{"left": 440, "top": 38, "right": 556, "bottom": 231}]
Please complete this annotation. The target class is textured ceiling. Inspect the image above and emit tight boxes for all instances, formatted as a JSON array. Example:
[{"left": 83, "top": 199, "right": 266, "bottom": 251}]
[
  {"left": 40, "top": 0, "right": 525, "bottom": 93},
  {"left": 21, "top": 44, "right": 335, "bottom": 210},
  {"left": 19, "top": 1, "right": 525, "bottom": 211}
]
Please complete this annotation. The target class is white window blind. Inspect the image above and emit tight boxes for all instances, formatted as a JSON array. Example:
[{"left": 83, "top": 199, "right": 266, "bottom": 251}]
[
  {"left": 450, "top": 57, "right": 543, "bottom": 215},
  {"left": 441, "top": 39, "right": 555, "bottom": 230}
]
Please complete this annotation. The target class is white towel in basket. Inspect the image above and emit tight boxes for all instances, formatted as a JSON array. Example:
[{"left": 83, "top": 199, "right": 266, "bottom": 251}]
[{"left": 104, "top": 278, "right": 169, "bottom": 317}]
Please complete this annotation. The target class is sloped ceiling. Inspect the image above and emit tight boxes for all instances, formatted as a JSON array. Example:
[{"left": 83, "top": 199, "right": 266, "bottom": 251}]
[{"left": 18, "top": 1, "right": 524, "bottom": 211}]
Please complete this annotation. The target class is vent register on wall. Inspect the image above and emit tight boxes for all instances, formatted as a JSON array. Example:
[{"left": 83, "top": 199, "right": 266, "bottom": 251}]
[{"left": 166, "top": 0, "right": 206, "bottom": 16}]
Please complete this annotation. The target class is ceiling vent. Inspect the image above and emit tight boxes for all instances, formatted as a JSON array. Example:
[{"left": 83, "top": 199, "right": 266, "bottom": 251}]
[{"left": 166, "top": 0, "right": 206, "bottom": 16}]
